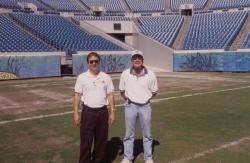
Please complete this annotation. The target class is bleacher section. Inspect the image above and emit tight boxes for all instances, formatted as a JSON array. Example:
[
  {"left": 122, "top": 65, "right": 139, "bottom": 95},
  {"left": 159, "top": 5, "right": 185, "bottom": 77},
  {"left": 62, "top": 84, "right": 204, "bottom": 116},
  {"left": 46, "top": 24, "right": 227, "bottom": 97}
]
[
  {"left": 0, "top": 15, "right": 55, "bottom": 52},
  {"left": 11, "top": 13, "right": 124, "bottom": 52},
  {"left": 80, "top": 0, "right": 124, "bottom": 13},
  {"left": 41, "top": 0, "right": 83, "bottom": 12},
  {"left": 171, "top": 0, "right": 208, "bottom": 11},
  {"left": 0, "top": 0, "right": 48, "bottom": 11},
  {"left": 242, "top": 32, "right": 250, "bottom": 48},
  {"left": 125, "top": 0, "right": 165, "bottom": 12},
  {"left": 210, "top": 0, "right": 250, "bottom": 10},
  {"left": 183, "top": 11, "right": 248, "bottom": 50},
  {"left": 138, "top": 15, "right": 183, "bottom": 46},
  {"left": 75, "top": 15, "right": 130, "bottom": 21}
]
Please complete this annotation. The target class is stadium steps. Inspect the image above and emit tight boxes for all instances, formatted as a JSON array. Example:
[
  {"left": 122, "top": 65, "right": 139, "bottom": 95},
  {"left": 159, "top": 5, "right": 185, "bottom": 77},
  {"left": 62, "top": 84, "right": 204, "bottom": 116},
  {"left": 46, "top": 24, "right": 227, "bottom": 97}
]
[
  {"left": 8, "top": 13, "right": 63, "bottom": 51},
  {"left": 68, "top": 17, "right": 81, "bottom": 26},
  {"left": 36, "top": 0, "right": 55, "bottom": 11},
  {"left": 229, "top": 11, "right": 250, "bottom": 51},
  {"left": 64, "top": 17, "right": 94, "bottom": 35},
  {"left": 120, "top": 0, "right": 131, "bottom": 13},
  {"left": 75, "top": 0, "right": 91, "bottom": 12},
  {"left": 165, "top": 0, "right": 171, "bottom": 12},
  {"left": 172, "top": 16, "right": 192, "bottom": 50},
  {"left": 3, "top": 14, "right": 59, "bottom": 51},
  {"left": 132, "top": 17, "right": 140, "bottom": 29},
  {"left": 204, "top": 0, "right": 213, "bottom": 10}
]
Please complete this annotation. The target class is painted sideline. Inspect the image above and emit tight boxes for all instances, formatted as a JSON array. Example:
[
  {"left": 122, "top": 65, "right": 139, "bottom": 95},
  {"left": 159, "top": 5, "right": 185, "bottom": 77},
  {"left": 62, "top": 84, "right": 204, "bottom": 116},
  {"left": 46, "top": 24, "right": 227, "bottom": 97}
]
[
  {"left": 0, "top": 85, "right": 250, "bottom": 125},
  {"left": 170, "top": 136, "right": 250, "bottom": 163}
]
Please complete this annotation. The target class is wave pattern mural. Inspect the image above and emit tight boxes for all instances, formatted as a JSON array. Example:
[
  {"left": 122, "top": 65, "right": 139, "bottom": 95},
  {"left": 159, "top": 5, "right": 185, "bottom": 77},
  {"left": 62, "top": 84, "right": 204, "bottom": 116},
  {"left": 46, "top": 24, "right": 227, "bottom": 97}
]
[
  {"left": 174, "top": 52, "right": 250, "bottom": 72},
  {"left": 0, "top": 55, "right": 61, "bottom": 79}
]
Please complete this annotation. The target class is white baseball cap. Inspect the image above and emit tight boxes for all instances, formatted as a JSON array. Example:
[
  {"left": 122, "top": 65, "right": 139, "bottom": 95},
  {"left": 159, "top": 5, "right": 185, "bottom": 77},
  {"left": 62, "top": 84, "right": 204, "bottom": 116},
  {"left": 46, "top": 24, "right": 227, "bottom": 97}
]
[{"left": 131, "top": 50, "right": 143, "bottom": 57}]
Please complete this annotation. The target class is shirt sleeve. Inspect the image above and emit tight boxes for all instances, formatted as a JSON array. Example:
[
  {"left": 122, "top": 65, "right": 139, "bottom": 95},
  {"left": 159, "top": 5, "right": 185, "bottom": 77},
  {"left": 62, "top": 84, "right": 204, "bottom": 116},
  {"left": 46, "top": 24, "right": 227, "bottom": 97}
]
[
  {"left": 150, "top": 72, "right": 158, "bottom": 93},
  {"left": 74, "top": 75, "right": 83, "bottom": 94},
  {"left": 106, "top": 75, "right": 114, "bottom": 94},
  {"left": 119, "top": 71, "right": 125, "bottom": 92}
]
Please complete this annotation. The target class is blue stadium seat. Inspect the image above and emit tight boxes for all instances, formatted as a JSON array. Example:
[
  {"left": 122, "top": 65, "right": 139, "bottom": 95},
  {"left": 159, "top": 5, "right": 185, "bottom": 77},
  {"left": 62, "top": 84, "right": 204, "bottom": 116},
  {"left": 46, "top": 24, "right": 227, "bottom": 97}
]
[
  {"left": 183, "top": 11, "right": 248, "bottom": 50},
  {"left": 11, "top": 13, "right": 124, "bottom": 52},
  {"left": 171, "top": 0, "right": 207, "bottom": 11},
  {"left": 80, "top": 0, "right": 124, "bottom": 13},
  {"left": 41, "top": 0, "right": 83, "bottom": 12},
  {"left": 125, "top": 0, "right": 165, "bottom": 12},
  {"left": 241, "top": 32, "right": 250, "bottom": 48},
  {"left": 0, "top": 0, "right": 48, "bottom": 11},
  {"left": 0, "top": 15, "right": 55, "bottom": 52},
  {"left": 210, "top": 0, "right": 250, "bottom": 10},
  {"left": 138, "top": 15, "right": 183, "bottom": 46}
]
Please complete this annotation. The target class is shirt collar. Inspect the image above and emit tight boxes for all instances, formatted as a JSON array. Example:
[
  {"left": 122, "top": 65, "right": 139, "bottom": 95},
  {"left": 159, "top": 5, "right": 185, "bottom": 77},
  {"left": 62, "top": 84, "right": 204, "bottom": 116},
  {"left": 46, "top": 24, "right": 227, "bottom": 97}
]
[
  {"left": 130, "top": 66, "right": 148, "bottom": 77},
  {"left": 87, "top": 69, "right": 101, "bottom": 78}
]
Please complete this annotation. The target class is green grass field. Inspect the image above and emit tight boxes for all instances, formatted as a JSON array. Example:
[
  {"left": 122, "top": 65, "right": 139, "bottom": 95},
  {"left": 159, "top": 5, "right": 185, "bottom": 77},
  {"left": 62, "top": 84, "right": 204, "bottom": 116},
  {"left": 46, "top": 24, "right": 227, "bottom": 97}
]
[{"left": 1, "top": 72, "right": 250, "bottom": 163}]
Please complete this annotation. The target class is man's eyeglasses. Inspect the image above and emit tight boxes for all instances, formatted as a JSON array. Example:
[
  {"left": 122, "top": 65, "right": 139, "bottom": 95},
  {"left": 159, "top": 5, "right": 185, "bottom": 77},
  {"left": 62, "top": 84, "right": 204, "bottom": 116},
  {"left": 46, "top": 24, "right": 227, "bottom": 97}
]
[{"left": 89, "top": 60, "right": 99, "bottom": 64}]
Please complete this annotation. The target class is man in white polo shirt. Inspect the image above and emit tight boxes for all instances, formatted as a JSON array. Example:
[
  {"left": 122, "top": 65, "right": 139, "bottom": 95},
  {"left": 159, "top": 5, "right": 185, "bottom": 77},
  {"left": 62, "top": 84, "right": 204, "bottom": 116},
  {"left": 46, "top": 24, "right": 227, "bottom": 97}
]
[
  {"left": 119, "top": 50, "right": 158, "bottom": 163},
  {"left": 73, "top": 52, "right": 116, "bottom": 163}
]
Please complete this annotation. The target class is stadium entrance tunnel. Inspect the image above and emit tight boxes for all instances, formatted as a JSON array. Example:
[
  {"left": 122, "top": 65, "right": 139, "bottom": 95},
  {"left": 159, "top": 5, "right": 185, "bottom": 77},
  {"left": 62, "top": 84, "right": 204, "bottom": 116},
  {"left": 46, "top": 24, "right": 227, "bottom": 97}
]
[{"left": 61, "top": 64, "right": 72, "bottom": 76}]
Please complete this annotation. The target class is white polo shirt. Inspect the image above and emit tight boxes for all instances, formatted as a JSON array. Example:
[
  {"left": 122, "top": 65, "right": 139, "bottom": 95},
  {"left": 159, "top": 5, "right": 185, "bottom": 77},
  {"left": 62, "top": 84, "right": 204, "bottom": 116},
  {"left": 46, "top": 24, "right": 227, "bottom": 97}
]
[
  {"left": 74, "top": 70, "right": 114, "bottom": 108},
  {"left": 119, "top": 67, "right": 158, "bottom": 104}
]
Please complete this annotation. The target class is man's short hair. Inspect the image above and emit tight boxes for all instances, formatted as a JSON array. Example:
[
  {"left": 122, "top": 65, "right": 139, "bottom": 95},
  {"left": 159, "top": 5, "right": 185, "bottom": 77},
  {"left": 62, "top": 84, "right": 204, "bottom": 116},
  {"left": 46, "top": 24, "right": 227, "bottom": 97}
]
[{"left": 87, "top": 52, "right": 101, "bottom": 62}]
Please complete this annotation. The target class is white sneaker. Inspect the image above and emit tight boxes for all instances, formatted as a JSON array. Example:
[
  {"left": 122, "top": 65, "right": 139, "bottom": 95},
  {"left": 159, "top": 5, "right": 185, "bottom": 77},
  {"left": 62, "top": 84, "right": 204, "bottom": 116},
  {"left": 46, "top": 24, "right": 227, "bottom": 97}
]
[
  {"left": 121, "top": 158, "right": 132, "bottom": 163},
  {"left": 145, "top": 159, "right": 154, "bottom": 163}
]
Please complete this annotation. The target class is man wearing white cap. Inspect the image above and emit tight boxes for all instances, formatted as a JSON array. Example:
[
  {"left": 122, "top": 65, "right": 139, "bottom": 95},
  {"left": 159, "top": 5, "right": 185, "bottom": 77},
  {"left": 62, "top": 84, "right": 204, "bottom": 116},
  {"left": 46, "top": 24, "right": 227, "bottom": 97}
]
[{"left": 119, "top": 50, "right": 158, "bottom": 163}]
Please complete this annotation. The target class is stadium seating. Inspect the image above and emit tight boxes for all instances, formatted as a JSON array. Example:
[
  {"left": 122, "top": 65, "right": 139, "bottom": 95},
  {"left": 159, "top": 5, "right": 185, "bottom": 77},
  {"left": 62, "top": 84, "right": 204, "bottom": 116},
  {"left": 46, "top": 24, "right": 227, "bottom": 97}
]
[
  {"left": 171, "top": 0, "right": 207, "bottom": 11},
  {"left": 0, "top": 1, "right": 249, "bottom": 52},
  {"left": 41, "top": 0, "right": 83, "bottom": 12},
  {"left": 138, "top": 15, "right": 183, "bottom": 46},
  {"left": 125, "top": 0, "right": 165, "bottom": 12},
  {"left": 0, "top": 0, "right": 48, "bottom": 11},
  {"left": 183, "top": 11, "right": 248, "bottom": 50},
  {"left": 0, "top": 15, "right": 55, "bottom": 52},
  {"left": 242, "top": 32, "right": 250, "bottom": 48},
  {"left": 210, "top": 0, "right": 250, "bottom": 10},
  {"left": 11, "top": 13, "right": 124, "bottom": 52},
  {"left": 80, "top": 0, "right": 124, "bottom": 13}
]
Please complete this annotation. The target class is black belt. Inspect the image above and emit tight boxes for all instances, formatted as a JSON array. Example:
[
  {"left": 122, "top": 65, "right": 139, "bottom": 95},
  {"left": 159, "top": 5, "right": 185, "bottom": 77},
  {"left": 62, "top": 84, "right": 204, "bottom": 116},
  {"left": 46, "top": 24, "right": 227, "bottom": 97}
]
[
  {"left": 82, "top": 104, "right": 107, "bottom": 110},
  {"left": 127, "top": 98, "right": 150, "bottom": 106}
]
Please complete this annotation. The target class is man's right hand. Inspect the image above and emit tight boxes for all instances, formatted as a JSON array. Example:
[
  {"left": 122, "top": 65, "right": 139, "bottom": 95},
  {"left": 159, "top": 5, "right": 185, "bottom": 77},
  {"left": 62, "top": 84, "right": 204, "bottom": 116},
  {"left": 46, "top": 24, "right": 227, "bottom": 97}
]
[{"left": 73, "top": 112, "right": 81, "bottom": 126}]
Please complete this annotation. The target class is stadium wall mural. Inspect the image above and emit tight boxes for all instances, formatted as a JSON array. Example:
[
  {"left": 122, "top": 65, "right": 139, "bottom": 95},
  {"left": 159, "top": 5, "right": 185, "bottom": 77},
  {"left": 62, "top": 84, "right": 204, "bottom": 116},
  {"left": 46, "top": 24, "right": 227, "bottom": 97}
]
[
  {"left": 0, "top": 55, "right": 61, "bottom": 80},
  {"left": 174, "top": 52, "right": 250, "bottom": 72},
  {"left": 73, "top": 53, "right": 131, "bottom": 75}
]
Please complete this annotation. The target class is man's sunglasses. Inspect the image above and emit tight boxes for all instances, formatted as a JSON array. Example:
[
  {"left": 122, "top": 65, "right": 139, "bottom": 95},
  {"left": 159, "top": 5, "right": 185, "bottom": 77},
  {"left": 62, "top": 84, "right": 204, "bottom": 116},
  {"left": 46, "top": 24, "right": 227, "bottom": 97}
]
[
  {"left": 132, "top": 55, "right": 143, "bottom": 60},
  {"left": 89, "top": 60, "right": 99, "bottom": 64}
]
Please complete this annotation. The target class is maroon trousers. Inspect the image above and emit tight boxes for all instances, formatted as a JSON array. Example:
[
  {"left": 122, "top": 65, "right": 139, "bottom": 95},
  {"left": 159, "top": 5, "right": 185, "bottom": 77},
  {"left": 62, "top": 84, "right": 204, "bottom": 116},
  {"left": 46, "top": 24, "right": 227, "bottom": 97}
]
[{"left": 79, "top": 105, "right": 109, "bottom": 163}]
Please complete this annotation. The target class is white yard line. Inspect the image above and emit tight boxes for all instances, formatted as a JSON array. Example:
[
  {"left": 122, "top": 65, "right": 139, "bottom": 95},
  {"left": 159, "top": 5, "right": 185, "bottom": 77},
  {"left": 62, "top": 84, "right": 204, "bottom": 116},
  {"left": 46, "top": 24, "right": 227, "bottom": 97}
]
[
  {"left": 0, "top": 111, "right": 73, "bottom": 125},
  {"left": 0, "top": 85, "right": 250, "bottom": 125},
  {"left": 170, "top": 136, "right": 250, "bottom": 163},
  {"left": 152, "top": 85, "right": 250, "bottom": 103},
  {"left": 157, "top": 74, "right": 250, "bottom": 83},
  {"left": 0, "top": 104, "right": 123, "bottom": 125}
]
